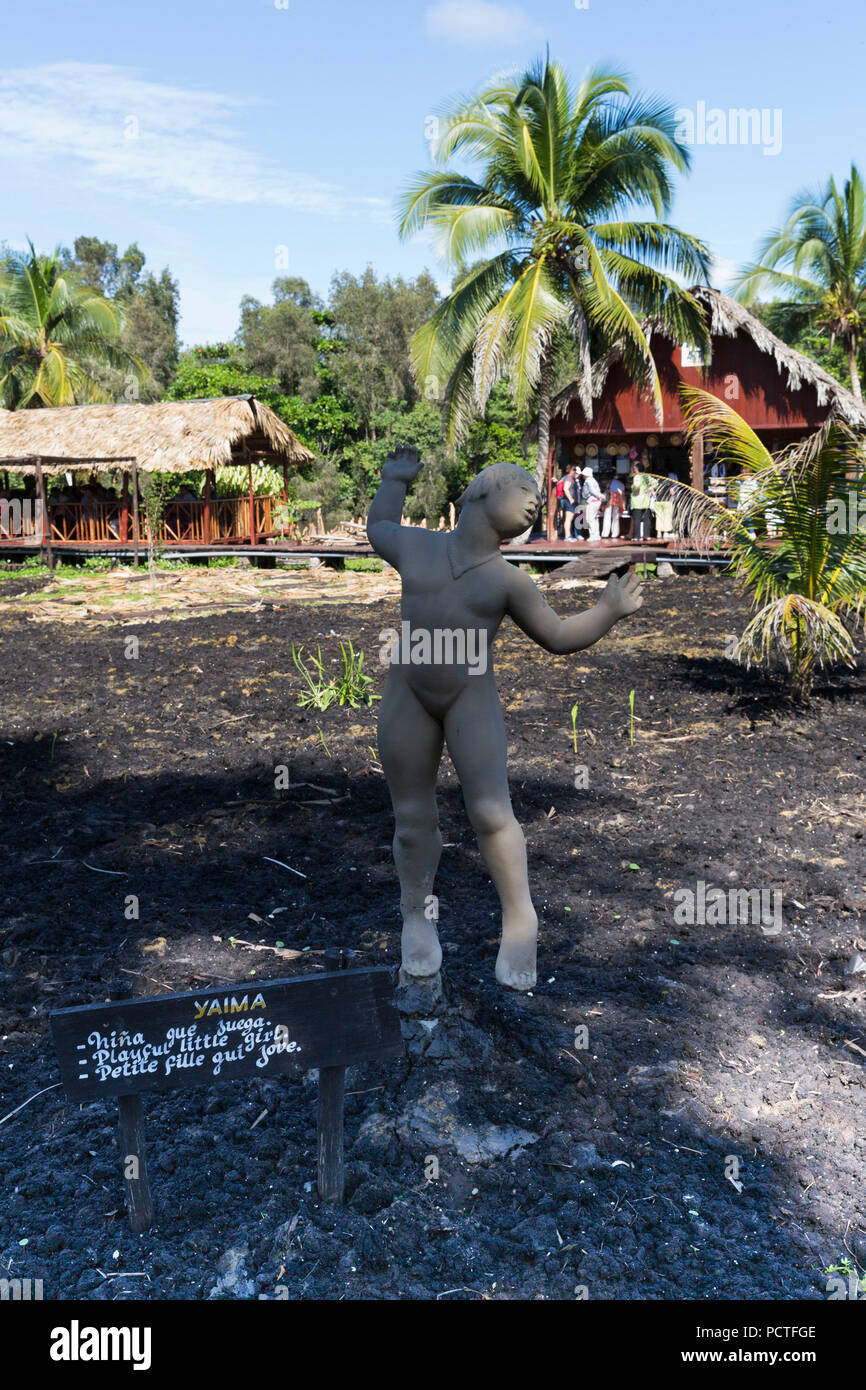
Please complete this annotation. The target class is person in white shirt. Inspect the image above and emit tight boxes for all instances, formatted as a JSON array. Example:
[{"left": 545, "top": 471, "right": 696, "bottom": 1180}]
[{"left": 580, "top": 467, "right": 603, "bottom": 542}]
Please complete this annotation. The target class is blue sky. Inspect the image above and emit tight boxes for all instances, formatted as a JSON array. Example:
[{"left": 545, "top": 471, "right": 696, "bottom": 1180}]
[{"left": 2, "top": 0, "right": 862, "bottom": 346}]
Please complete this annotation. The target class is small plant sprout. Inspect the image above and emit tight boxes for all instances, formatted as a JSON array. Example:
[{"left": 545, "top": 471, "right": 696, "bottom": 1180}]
[
  {"left": 292, "top": 641, "right": 379, "bottom": 711},
  {"left": 628, "top": 688, "right": 636, "bottom": 746},
  {"left": 291, "top": 643, "right": 337, "bottom": 711},
  {"left": 335, "top": 641, "right": 379, "bottom": 708},
  {"left": 570, "top": 702, "right": 579, "bottom": 755}
]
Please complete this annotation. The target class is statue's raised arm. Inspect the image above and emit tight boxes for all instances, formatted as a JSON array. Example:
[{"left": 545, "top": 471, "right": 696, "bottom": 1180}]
[{"left": 366, "top": 447, "right": 423, "bottom": 570}]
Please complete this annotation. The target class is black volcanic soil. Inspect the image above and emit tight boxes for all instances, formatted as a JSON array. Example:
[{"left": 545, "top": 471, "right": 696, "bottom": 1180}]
[{"left": 1, "top": 568, "right": 865, "bottom": 1301}]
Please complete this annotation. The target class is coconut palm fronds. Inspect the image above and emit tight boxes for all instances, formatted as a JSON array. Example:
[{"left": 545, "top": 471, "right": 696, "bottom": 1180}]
[
  {"left": 662, "top": 386, "right": 866, "bottom": 698},
  {"left": 736, "top": 593, "right": 858, "bottom": 699}
]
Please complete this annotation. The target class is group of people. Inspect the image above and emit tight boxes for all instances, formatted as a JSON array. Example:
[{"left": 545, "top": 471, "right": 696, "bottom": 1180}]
[{"left": 554, "top": 457, "right": 673, "bottom": 543}]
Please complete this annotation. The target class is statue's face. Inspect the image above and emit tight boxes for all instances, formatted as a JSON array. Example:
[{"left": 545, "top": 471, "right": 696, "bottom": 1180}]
[{"left": 483, "top": 476, "right": 541, "bottom": 539}]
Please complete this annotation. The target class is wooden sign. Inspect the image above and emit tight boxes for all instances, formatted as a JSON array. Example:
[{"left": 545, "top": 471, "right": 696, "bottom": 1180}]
[{"left": 50, "top": 957, "right": 403, "bottom": 1231}]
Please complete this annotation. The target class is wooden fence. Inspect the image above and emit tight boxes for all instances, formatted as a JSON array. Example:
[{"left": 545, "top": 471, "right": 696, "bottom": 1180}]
[{"left": 0, "top": 495, "right": 279, "bottom": 546}]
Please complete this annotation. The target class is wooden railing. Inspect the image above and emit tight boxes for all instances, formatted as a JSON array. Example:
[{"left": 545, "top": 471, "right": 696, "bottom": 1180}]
[{"left": 0, "top": 496, "right": 280, "bottom": 546}]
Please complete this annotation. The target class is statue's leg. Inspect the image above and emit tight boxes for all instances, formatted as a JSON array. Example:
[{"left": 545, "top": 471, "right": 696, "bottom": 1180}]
[
  {"left": 378, "top": 671, "right": 444, "bottom": 977},
  {"left": 444, "top": 680, "right": 538, "bottom": 990}
]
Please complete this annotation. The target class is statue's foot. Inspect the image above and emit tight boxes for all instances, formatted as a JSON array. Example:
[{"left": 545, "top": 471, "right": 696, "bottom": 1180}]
[
  {"left": 401, "top": 916, "right": 442, "bottom": 978},
  {"left": 495, "top": 920, "right": 537, "bottom": 991}
]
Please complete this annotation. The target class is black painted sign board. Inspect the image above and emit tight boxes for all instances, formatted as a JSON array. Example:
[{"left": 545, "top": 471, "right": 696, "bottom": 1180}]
[
  {"left": 49, "top": 960, "right": 404, "bottom": 1230},
  {"left": 51, "top": 966, "right": 403, "bottom": 1103}
]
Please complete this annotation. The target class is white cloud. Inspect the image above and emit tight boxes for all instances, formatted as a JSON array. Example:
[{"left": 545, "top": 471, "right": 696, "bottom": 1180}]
[
  {"left": 425, "top": 0, "right": 542, "bottom": 46},
  {"left": 710, "top": 255, "right": 740, "bottom": 292},
  {"left": 0, "top": 63, "right": 390, "bottom": 218}
]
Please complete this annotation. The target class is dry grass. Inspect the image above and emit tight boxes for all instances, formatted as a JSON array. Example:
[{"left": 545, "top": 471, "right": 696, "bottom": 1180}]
[{"left": 0, "top": 563, "right": 401, "bottom": 624}]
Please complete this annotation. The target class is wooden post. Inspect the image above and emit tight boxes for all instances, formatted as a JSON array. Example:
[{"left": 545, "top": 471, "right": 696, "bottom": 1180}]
[
  {"left": 317, "top": 948, "right": 354, "bottom": 1204},
  {"left": 281, "top": 461, "right": 289, "bottom": 503},
  {"left": 34, "top": 458, "right": 54, "bottom": 574},
  {"left": 691, "top": 431, "right": 704, "bottom": 494},
  {"left": 546, "top": 438, "right": 556, "bottom": 542},
  {"left": 120, "top": 472, "right": 130, "bottom": 543},
  {"left": 118, "top": 1094, "right": 154, "bottom": 1233},
  {"left": 131, "top": 459, "right": 140, "bottom": 569},
  {"left": 203, "top": 469, "right": 213, "bottom": 545},
  {"left": 247, "top": 454, "right": 256, "bottom": 547}
]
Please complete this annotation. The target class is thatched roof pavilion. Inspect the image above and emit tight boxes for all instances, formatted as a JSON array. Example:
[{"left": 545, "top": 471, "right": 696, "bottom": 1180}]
[
  {"left": 532, "top": 287, "right": 866, "bottom": 437},
  {"left": 0, "top": 394, "right": 315, "bottom": 474},
  {"left": 527, "top": 286, "right": 866, "bottom": 542}
]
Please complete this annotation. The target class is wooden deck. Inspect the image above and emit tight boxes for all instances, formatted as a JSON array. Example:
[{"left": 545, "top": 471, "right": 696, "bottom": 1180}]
[
  {"left": 1, "top": 490, "right": 740, "bottom": 572},
  {"left": 0, "top": 532, "right": 734, "bottom": 579}
]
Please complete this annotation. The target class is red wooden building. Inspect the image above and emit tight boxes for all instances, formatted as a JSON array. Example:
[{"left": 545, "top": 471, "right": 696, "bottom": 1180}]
[{"left": 539, "top": 287, "right": 866, "bottom": 542}]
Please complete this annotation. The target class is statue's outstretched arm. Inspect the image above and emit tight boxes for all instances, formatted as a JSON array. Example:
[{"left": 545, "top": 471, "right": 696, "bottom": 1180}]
[
  {"left": 505, "top": 566, "right": 644, "bottom": 654},
  {"left": 366, "top": 447, "right": 423, "bottom": 569}
]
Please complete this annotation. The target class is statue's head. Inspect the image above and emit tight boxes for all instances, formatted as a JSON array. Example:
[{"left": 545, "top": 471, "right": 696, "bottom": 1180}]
[{"left": 456, "top": 463, "right": 541, "bottom": 539}]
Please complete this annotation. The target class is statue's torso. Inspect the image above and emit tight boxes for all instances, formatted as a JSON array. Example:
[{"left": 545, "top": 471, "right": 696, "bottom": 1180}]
[{"left": 392, "top": 532, "right": 509, "bottom": 710}]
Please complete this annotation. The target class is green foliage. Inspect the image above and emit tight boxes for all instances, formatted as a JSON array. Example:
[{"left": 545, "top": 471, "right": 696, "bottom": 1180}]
[
  {"left": 279, "top": 393, "right": 358, "bottom": 456},
  {"left": 166, "top": 350, "right": 286, "bottom": 411},
  {"left": 162, "top": 251, "right": 535, "bottom": 524},
  {"left": 61, "top": 236, "right": 179, "bottom": 398},
  {"left": 671, "top": 387, "right": 866, "bottom": 699},
  {"left": 292, "top": 644, "right": 339, "bottom": 710},
  {"left": 734, "top": 165, "right": 866, "bottom": 397},
  {"left": 237, "top": 277, "right": 322, "bottom": 400},
  {"left": 0, "top": 242, "right": 149, "bottom": 408},
  {"left": 345, "top": 557, "right": 383, "bottom": 571},
  {"left": 326, "top": 267, "right": 440, "bottom": 435},
  {"left": 753, "top": 300, "right": 851, "bottom": 387},
  {"left": 291, "top": 641, "right": 379, "bottom": 709},
  {"left": 334, "top": 641, "right": 379, "bottom": 707},
  {"left": 400, "top": 55, "right": 711, "bottom": 481},
  {"left": 271, "top": 495, "right": 318, "bottom": 532}
]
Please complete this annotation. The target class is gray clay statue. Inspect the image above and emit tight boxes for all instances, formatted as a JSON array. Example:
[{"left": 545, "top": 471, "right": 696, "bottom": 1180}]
[{"left": 367, "top": 448, "right": 644, "bottom": 991}]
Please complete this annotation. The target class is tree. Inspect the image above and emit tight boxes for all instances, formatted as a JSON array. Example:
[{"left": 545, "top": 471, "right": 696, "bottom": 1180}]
[
  {"left": 62, "top": 236, "right": 179, "bottom": 397},
  {"left": 734, "top": 165, "right": 866, "bottom": 399},
  {"left": 752, "top": 301, "right": 850, "bottom": 388},
  {"left": 0, "top": 242, "right": 147, "bottom": 408},
  {"left": 237, "top": 277, "right": 322, "bottom": 399},
  {"left": 656, "top": 387, "right": 866, "bottom": 701},
  {"left": 327, "top": 267, "right": 440, "bottom": 436},
  {"left": 62, "top": 236, "right": 143, "bottom": 299},
  {"left": 166, "top": 346, "right": 286, "bottom": 413},
  {"left": 400, "top": 56, "right": 711, "bottom": 489}
]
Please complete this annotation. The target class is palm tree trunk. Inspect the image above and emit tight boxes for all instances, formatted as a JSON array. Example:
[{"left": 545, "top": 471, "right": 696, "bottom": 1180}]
[
  {"left": 535, "top": 345, "right": 552, "bottom": 497},
  {"left": 847, "top": 342, "right": 862, "bottom": 400}
]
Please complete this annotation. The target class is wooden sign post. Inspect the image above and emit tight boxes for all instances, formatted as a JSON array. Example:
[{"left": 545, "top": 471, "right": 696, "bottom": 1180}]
[{"left": 50, "top": 962, "right": 403, "bottom": 1233}]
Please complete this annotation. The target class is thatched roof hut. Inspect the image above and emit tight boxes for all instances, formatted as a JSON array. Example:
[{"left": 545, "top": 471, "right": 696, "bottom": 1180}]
[
  {"left": 0, "top": 395, "right": 315, "bottom": 474},
  {"left": 529, "top": 287, "right": 866, "bottom": 439}
]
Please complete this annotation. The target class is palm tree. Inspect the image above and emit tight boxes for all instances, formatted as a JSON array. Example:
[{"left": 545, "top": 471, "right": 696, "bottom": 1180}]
[
  {"left": 653, "top": 387, "right": 866, "bottom": 701},
  {"left": 0, "top": 242, "right": 147, "bottom": 409},
  {"left": 399, "top": 57, "right": 712, "bottom": 489},
  {"left": 734, "top": 165, "right": 866, "bottom": 400}
]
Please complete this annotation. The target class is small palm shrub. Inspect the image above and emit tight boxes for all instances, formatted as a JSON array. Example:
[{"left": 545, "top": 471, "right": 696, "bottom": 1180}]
[{"left": 653, "top": 386, "right": 866, "bottom": 700}]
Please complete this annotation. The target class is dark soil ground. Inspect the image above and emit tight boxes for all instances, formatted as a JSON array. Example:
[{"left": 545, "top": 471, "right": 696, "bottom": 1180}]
[{"left": 1, "top": 566, "right": 865, "bottom": 1301}]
